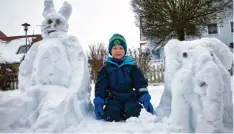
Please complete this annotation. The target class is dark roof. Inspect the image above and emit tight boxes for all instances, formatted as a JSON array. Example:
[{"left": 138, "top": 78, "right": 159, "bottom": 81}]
[
  {"left": 0, "top": 34, "right": 42, "bottom": 42},
  {"left": 0, "top": 31, "right": 7, "bottom": 38}
]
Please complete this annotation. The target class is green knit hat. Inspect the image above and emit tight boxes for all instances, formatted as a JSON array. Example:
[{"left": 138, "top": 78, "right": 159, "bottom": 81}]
[{"left": 108, "top": 33, "right": 127, "bottom": 55}]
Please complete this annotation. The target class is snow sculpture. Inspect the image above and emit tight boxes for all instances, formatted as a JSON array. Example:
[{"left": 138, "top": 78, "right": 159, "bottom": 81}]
[
  {"left": 155, "top": 38, "right": 233, "bottom": 133},
  {"left": 0, "top": 0, "right": 92, "bottom": 132}
]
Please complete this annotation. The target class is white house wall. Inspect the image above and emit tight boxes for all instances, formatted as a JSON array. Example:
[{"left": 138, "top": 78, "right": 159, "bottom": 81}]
[{"left": 201, "top": 9, "right": 233, "bottom": 46}]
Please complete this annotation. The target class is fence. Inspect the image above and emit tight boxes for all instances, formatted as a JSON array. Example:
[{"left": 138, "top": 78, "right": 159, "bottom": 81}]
[
  {"left": 0, "top": 74, "right": 18, "bottom": 90},
  {"left": 145, "top": 59, "right": 165, "bottom": 85},
  {"left": 0, "top": 63, "right": 19, "bottom": 91},
  {"left": 146, "top": 58, "right": 233, "bottom": 84},
  {"left": 0, "top": 59, "right": 166, "bottom": 90}
]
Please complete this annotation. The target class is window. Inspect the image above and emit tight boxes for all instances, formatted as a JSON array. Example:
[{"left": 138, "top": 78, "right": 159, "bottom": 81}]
[
  {"left": 207, "top": 24, "right": 218, "bottom": 35},
  {"left": 230, "top": 42, "right": 233, "bottom": 48},
  {"left": 230, "top": 21, "right": 233, "bottom": 33},
  {"left": 16, "top": 45, "right": 31, "bottom": 54}
]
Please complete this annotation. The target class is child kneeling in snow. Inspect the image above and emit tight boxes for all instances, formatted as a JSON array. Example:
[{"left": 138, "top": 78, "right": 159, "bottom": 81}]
[{"left": 93, "top": 33, "right": 155, "bottom": 122}]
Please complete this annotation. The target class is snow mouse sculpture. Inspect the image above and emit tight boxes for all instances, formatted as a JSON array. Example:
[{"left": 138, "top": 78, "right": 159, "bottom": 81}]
[
  {"left": 155, "top": 38, "right": 233, "bottom": 133},
  {"left": 0, "top": 0, "right": 92, "bottom": 132}
]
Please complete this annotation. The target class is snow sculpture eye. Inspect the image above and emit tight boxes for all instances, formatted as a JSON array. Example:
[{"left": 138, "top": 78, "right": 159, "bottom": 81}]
[
  {"left": 182, "top": 52, "right": 188, "bottom": 58},
  {"left": 210, "top": 52, "right": 213, "bottom": 56},
  {"left": 47, "top": 19, "right": 53, "bottom": 24},
  {"left": 199, "top": 81, "right": 207, "bottom": 87},
  {"left": 56, "top": 19, "right": 61, "bottom": 25}
]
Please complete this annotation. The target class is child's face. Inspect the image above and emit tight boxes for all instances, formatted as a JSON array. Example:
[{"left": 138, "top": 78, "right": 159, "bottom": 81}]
[{"left": 111, "top": 45, "right": 125, "bottom": 59}]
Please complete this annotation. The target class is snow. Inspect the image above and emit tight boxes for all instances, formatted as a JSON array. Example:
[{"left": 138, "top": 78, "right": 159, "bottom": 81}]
[
  {"left": 1, "top": 80, "right": 233, "bottom": 132},
  {"left": 81, "top": 85, "right": 181, "bottom": 133},
  {"left": 0, "top": 37, "right": 93, "bottom": 131},
  {"left": 0, "top": 0, "right": 92, "bottom": 132},
  {"left": 156, "top": 38, "right": 233, "bottom": 133},
  {"left": 1, "top": 85, "right": 186, "bottom": 133},
  {"left": 0, "top": 37, "right": 233, "bottom": 133},
  {"left": 0, "top": 0, "right": 233, "bottom": 132},
  {"left": 0, "top": 85, "right": 92, "bottom": 132},
  {"left": 0, "top": 39, "right": 25, "bottom": 63}
]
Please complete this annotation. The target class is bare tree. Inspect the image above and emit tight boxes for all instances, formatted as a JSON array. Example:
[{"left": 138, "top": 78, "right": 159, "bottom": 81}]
[
  {"left": 87, "top": 43, "right": 108, "bottom": 83},
  {"left": 128, "top": 47, "right": 151, "bottom": 75}
]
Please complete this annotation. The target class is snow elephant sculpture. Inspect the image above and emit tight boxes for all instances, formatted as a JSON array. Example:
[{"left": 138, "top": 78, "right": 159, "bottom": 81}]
[{"left": 155, "top": 38, "right": 233, "bottom": 133}]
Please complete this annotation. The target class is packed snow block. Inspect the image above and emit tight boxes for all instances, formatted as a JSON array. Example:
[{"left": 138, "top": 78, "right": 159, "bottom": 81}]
[
  {"left": 155, "top": 38, "right": 233, "bottom": 133},
  {"left": 0, "top": 90, "right": 31, "bottom": 130},
  {"left": 0, "top": 0, "right": 93, "bottom": 132},
  {"left": 29, "top": 86, "right": 91, "bottom": 132}
]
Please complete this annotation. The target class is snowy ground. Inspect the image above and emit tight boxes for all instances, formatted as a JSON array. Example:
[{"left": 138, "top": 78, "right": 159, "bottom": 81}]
[
  {"left": 1, "top": 84, "right": 183, "bottom": 133},
  {"left": 65, "top": 84, "right": 184, "bottom": 133},
  {"left": 1, "top": 80, "right": 233, "bottom": 133},
  {"left": 65, "top": 79, "right": 234, "bottom": 133}
]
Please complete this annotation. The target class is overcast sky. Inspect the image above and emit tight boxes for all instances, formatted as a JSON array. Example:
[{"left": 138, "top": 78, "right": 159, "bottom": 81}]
[{"left": 0, "top": 0, "right": 141, "bottom": 51}]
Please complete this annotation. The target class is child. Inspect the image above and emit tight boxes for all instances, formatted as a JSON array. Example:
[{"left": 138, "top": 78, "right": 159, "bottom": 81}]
[{"left": 93, "top": 33, "right": 155, "bottom": 122}]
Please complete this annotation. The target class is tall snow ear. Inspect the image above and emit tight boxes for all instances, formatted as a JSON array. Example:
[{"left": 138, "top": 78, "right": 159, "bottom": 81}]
[
  {"left": 58, "top": 1, "right": 72, "bottom": 20},
  {"left": 43, "top": 0, "right": 56, "bottom": 18}
]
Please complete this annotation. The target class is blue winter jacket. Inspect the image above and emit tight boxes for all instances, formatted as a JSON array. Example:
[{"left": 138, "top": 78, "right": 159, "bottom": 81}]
[{"left": 95, "top": 56, "right": 149, "bottom": 101}]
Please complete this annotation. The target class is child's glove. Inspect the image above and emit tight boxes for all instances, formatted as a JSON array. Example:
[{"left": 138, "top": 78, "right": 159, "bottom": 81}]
[
  {"left": 139, "top": 93, "right": 155, "bottom": 115},
  {"left": 142, "top": 101, "right": 155, "bottom": 115},
  {"left": 93, "top": 97, "right": 104, "bottom": 120}
]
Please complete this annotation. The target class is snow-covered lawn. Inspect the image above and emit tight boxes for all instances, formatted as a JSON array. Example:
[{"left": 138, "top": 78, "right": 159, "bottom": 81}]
[
  {"left": 70, "top": 84, "right": 183, "bottom": 133},
  {"left": 1, "top": 85, "right": 184, "bottom": 133},
  {"left": 1, "top": 80, "right": 233, "bottom": 133}
]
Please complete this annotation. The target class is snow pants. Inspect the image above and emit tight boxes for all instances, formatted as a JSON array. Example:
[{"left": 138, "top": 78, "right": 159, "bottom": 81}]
[{"left": 103, "top": 91, "right": 142, "bottom": 122}]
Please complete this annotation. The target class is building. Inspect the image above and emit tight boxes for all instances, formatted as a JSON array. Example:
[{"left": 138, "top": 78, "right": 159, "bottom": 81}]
[
  {"left": 201, "top": 8, "right": 233, "bottom": 48},
  {"left": 0, "top": 31, "right": 43, "bottom": 90}
]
